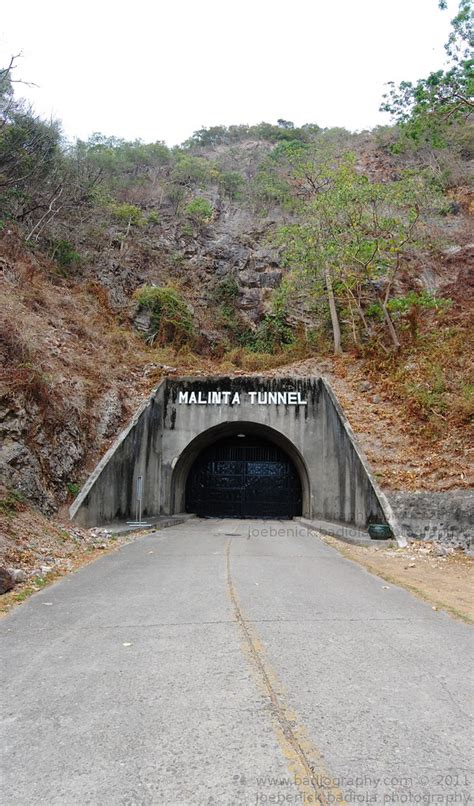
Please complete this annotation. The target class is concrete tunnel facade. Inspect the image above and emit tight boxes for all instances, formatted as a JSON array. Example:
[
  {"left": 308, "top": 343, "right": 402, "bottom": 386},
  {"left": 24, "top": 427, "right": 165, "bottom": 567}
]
[{"left": 70, "top": 376, "right": 403, "bottom": 543}]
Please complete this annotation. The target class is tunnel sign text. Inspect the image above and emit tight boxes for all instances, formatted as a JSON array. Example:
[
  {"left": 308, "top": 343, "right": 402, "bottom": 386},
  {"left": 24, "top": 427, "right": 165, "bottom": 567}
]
[{"left": 177, "top": 390, "right": 307, "bottom": 406}]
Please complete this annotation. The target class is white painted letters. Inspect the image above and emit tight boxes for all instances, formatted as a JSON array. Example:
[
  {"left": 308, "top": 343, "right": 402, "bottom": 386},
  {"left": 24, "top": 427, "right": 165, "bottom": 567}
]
[{"left": 176, "top": 388, "right": 308, "bottom": 405}]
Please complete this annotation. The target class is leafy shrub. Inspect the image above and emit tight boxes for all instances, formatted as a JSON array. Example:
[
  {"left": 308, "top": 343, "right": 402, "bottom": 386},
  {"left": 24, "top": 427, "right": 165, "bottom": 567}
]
[
  {"left": 219, "top": 171, "right": 245, "bottom": 199},
  {"left": 171, "top": 154, "right": 213, "bottom": 187},
  {"left": 252, "top": 313, "right": 294, "bottom": 352},
  {"left": 109, "top": 202, "right": 144, "bottom": 226},
  {"left": 387, "top": 290, "right": 450, "bottom": 315},
  {"left": 50, "top": 239, "right": 81, "bottom": 270},
  {"left": 185, "top": 197, "right": 213, "bottom": 224},
  {"left": 387, "top": 291, "right": 451, "bottom": 340},
  {"left": 133, "top": 285, "right": 194, "bottom": 346}
]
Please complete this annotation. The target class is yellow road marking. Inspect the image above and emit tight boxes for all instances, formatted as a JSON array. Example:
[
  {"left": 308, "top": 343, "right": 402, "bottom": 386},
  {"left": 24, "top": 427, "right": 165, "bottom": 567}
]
[{"left": 226, "top": 538, "right": 346, "bottom": 806}]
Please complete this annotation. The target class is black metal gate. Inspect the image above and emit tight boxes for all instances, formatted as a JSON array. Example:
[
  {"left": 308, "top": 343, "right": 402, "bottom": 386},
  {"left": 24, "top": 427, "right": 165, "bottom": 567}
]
[{"left": 185, "top": 435, "right": 302, "bottom": 518}]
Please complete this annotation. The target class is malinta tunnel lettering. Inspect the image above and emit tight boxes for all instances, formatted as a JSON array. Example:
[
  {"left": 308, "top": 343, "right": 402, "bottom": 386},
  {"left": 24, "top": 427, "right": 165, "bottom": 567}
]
[{"left": 177, "top": 390, "right": 308, "bottom": 405}]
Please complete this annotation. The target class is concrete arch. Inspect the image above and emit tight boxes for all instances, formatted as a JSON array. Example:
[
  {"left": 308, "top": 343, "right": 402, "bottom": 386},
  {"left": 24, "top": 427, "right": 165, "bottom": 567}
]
[{"left": 170, "top": 420, "right": 312, "bottom": 517}]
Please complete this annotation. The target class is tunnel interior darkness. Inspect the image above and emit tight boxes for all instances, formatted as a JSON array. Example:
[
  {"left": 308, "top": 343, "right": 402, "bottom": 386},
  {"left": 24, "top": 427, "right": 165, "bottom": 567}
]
[{"left": 184, "top": 433, "right": 302, "bottom": 519}]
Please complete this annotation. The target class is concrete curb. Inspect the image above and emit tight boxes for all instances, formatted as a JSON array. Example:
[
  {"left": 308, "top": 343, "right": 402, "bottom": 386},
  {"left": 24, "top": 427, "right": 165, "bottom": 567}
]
[
  {"left": 98, "top": 513, "right": 196, "bottom": 537},
  {"left": 296, "top": 517, "right": 395, "bottom": 548}
]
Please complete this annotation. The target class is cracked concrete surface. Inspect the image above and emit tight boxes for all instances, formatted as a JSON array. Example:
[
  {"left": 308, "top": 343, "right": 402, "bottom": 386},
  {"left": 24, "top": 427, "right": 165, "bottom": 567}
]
[{"left": 1, "top": 519, "right": 473, "bottom": 805}]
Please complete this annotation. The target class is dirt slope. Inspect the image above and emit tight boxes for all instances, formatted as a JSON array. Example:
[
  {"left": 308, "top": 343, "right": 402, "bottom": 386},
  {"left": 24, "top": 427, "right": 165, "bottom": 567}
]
[{"left": 263, "top": 354, "right": 473, "bottom": 491}]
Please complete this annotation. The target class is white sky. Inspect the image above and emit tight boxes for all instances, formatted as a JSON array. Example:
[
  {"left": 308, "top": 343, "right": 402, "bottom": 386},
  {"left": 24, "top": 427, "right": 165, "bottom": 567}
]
[{"left": 1, "top": 0, "right": 457, "bottom": 146}]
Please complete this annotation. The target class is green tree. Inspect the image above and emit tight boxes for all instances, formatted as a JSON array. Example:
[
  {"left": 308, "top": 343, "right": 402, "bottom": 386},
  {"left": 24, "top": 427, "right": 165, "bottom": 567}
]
[
  {"left": 108, "top": 201, "right": 144, "bottom": 227},
  {"left": 219, "top": 170, "right": 244, "bottom": 199},
  {"left": 278, "top": 157, "right": 436, "bottom": 353},
  {"left": 184, "top": 126, "right": 228, "bottom": 147},
  {"left": 381, "top": 0, "right": 473, "bottom": 147},
  {"left": 0, "top": 59, "right": 62, "bottom": 224},
  {"left": 170, "top": 153, "right": 214, "bottom": 187}
]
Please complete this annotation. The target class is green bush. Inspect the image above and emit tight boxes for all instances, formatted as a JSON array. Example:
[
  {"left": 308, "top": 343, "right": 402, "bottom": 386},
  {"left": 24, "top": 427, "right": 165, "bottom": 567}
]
[
  {"left": 133, "top": 285, "right": 194, "bottom": 346},
  {"left": 219, "top": 171, "right": 245, "bottom": 199},
  {"left": 185, "top": 197, "right": 213, "bottom": 224},
  {"left": 50, "top": 239, "right": 81, "bottom": 270},
  {"left": 66, "top": 481, "right": 80, "bottom": 497},
  {"left": 253, "top": 313, "right": 294, "bottom": 353},
  {"left": 171, "top": 154, "right": 213, "bottom": 187},
  {"left": 109, "top": 201, "right": 144, "bottom": 226},
  {"left": 387, "top": 291, "right": 451, "bottom": 340}
]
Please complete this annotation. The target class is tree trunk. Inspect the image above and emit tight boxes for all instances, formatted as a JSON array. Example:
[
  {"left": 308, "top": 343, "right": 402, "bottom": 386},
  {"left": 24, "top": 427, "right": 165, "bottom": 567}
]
[
  {"left": 349, "top": 303, "right": 359, "bottom": 345},
  {"left": 382, "top": 302, "right": 401, "bottom": 351},
  {"left": 325, "top": 267, "right": 342, "bottom": 354}
]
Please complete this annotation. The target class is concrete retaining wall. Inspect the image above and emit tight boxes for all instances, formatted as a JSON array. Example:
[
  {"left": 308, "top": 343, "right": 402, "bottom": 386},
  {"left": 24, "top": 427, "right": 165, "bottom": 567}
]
[{"left": 389, "top": 490, "right": 473, "bottom": 550}]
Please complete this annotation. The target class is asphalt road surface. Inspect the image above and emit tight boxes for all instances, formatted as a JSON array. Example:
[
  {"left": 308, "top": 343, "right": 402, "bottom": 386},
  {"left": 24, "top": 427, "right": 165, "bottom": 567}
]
[{"left": 1, "top": 519, "right": 473, "bottom": 805}]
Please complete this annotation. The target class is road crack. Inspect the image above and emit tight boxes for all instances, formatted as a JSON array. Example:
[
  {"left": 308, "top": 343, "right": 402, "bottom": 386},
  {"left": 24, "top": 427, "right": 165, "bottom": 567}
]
[{"left": 226, "top": 537, "right": 346, "bottom": 806}]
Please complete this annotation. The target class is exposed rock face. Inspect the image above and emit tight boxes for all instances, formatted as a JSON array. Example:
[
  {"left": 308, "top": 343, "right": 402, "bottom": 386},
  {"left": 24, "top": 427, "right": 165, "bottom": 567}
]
[
  {"left": 0, "top": 398, "right": 85, "bottom": 512},
  {"left": 1, "top": 402, "right": 58, "bottom": 512},
  {"left": 81, "top": 189, "right": 290, "bottom": 330},
  {"left": 0, "top": 383, "right": 126, "bottom": 513},
  {"left": 179, "top": 206, "right": 287, "bottom": 324},
  {"left": 94, "top": 390, "right": 124, "bottom": 442},
  {"left": 11, "top": 569, "right": 27, "bottom": 583},
  {"left": 133, "top": 308, "right": 153, "bottom": 336}
]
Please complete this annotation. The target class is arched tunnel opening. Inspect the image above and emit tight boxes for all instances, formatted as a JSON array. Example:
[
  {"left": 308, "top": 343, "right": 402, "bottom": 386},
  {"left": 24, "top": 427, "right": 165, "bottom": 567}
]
[
  {"left": 185, "top": 433, "right": 302, "bottom": 518},
  {"left": 171, "top": 422, "right": 310, "bottom": 519}
]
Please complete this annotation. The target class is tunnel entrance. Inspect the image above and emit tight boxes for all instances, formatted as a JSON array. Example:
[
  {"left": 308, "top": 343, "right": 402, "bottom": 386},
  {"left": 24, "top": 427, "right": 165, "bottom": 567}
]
[
  {"left": 185, "top": 434, "right": 302, "bottom": 519},
  {"left": 71, "top": 377, "right": 402, "bottom": 541}
]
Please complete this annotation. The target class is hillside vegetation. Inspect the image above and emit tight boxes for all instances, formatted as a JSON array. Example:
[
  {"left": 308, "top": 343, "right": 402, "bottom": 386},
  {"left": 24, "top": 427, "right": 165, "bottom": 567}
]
[{"left": 1, "top": 0, "right": 473, "bottom": 541}]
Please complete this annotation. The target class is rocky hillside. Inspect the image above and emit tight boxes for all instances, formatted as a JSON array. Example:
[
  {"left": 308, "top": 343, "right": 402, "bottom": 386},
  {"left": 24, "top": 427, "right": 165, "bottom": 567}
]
[
  {"left": 2, "top": 122, "right": 473, "bottom": 468},
  {"left": 1, "top": 32, "right": 474, "bottom": 583}
]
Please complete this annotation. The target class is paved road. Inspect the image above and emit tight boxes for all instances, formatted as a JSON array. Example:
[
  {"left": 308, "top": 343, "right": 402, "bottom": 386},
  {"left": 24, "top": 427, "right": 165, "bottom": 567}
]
[{"left": 1, "top": 519, "right": 473, "bottom": 805}]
